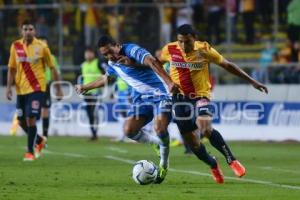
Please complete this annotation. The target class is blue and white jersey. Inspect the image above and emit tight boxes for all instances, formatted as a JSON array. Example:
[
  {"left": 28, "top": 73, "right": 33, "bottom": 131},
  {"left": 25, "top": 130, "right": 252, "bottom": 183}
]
[{"left": 106, "top": 43, "right": 169, "bottom": 102}]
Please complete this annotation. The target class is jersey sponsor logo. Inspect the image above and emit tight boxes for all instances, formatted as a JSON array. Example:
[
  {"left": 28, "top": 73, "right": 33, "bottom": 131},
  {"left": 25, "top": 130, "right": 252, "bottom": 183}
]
[
  {"left": 17, "top": 56, "right": 39, "bottom": 64},
  {"left": 171, "top": 61, "right": 205, "bottom": 70},
  {"left": 196, "top": 98, "right": 209, "bottom": 107},
  {"left": 171, "top": 54, "right": 183, "bottom": 60}
]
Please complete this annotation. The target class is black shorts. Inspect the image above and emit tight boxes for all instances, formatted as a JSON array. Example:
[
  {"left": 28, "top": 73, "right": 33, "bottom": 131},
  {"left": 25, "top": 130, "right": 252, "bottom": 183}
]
[
  {"left": 41, "top": 82, "right": 51, "bottom": 108},
  {"left": 172, "top": 94, "right": 214, "bottom": 133},
  {"left": 16, "top": 91, "right": 45, "bottom": 121}
]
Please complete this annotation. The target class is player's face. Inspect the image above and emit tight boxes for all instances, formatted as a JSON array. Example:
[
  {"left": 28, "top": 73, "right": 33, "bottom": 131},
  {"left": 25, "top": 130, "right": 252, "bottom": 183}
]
[
  {"left": 99, "top": 44, "right": 121, "bottom": 62},
  {"left": 84, "top": 50, "right": 95, "bottom": 61},
  {"left": 177, "top": 34, "right": 195, "bottom": 53},
  {"left": 21, "top": 25, "right": 35, "bottom": 42}
]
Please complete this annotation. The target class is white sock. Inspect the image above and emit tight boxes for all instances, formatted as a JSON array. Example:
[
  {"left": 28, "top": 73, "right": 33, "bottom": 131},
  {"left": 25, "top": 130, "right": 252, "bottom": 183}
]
[{"left": 158, "top": 133, "right": 170, "bottom": 169}]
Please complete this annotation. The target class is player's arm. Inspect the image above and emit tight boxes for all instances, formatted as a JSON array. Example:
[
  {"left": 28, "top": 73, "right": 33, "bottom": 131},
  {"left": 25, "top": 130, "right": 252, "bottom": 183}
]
[
  {"left": 206, "top": 44, "right": 268, "bottom": 94},
  {"left": 6, "top": 44, "right": 17, "bottom": 100},
  {"left": 144, "top": 55, "right": 180, "bottom": 94},
  {"left": 218, "top": 59, "right": 268, "bottom": 93},
  {"left": 75, "top": 74, "right": 110, "bottom": 94},
  {"left": 44, "top": 46, "right": 64, "bottom": 99},
  {"left": 6, "top": 67, "right": 16, "bottom": 101}
]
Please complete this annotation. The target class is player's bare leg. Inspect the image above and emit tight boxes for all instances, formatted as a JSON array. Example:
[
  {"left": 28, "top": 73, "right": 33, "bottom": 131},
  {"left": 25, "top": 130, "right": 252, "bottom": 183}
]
[
  {"left": 124, "top": 116, "right": 161, "bottom": 146},
  {"left": 196, "top": 116, "right": 246, "bottom": 177}
]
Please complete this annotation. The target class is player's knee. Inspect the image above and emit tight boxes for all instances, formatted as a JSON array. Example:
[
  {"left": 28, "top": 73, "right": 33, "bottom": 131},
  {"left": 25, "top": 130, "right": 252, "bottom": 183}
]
[
  {"left": 154, "top": 123, "right": 167, "bottom": 134},
  {"left": 123, "top": 123, "right": 138, "bottom": 138},
  {"left": 202, "top": 128, "right": 212, "bottom": 138}
]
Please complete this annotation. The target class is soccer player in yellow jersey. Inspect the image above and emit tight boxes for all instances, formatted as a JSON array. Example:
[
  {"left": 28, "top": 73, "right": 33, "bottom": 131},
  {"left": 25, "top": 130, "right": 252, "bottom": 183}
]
[
  {"left": 6, "top": 20, "right": 63, "bottom": 161},
  {"left": 160, "top": 24, "right": 268, "bottom": 184}
]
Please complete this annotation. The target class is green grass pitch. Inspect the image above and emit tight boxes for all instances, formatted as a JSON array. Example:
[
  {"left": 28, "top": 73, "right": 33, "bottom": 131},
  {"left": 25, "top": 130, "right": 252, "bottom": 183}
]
[{"left": 0, "top": 135, "right": 300, "bottom": 200}]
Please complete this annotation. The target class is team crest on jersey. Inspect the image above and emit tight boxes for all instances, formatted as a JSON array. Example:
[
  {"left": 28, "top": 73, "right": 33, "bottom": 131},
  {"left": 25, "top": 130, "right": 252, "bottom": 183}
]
[
  {"left": 31, "top": 100, "right": 40, "bottom": 109},
  {"left": 171, "top": 54, "right": 183, "bottom": 60}
]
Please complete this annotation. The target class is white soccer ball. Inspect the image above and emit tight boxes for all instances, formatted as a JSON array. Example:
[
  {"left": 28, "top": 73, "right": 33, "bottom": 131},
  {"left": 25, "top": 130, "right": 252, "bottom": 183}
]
[{"left": 132, "top": 160, "right": 158, "bottom": 185}]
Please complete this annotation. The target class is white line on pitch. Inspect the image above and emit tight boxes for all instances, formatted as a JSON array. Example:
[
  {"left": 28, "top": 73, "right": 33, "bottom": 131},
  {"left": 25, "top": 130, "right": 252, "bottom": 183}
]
[
  {"left": 43, "top": 149, "right": 87, "bottom": 158},
  {"left": 104, "top": 155, "right": 300, "bottom": 191},
  {"left": 258, "top": 166, "right": 300, "bottom": 175},
  {"left": 105, "top": 147, "right": 128, "bottom": 154}
]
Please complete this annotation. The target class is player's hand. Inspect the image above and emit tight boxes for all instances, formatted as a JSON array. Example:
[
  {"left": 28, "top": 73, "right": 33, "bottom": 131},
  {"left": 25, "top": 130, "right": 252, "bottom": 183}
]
[
  {"left": 6, "top": 87, "right": 13, "bottom": 101},
  {"left": 252, "top": 81, "right": 268, "bottom": 94},
  {"left": 167, "top": 82, "right": 181, "bottom": 94},
  {"left": 55, "top": 88, "right": 64, "bottom": 101},
  {"left": 117, "top": 56, "right": 134, "bottom": 66},
  {"left": 74, "top": 84, "right": 86, "bottom": 95}
]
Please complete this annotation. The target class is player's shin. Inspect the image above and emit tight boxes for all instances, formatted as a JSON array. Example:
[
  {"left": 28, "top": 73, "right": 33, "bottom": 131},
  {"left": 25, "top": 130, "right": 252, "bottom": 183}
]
[
  {"left": 27, "top": 126, "right": 37, "bottom": 153},
  {"left": 208, "top": 129, "right": 236, "bottom": 164},
  {"left": 192, "top": 143, "right": 217, "bottom": 168}
]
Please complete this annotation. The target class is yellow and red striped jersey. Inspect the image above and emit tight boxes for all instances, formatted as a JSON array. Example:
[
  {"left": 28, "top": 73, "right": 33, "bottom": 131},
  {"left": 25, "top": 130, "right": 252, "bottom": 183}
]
[
  {"left": 8, "top": 37, "right": 54, "bottom": 95},
  {"left": 161, "top": 41, "right": 224, "bottom": 99}
]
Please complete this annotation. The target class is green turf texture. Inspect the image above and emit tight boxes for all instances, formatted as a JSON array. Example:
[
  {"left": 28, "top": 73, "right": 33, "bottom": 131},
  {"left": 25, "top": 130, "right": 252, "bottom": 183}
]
[{"left": 0, "top": 136, "right": 300, "bottom": 200}]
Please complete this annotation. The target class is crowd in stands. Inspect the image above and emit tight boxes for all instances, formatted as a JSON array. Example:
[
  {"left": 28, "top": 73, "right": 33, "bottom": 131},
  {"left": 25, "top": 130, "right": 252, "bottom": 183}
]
[{"left": 0, "top": 0, "right": 299, "bottom": 84}]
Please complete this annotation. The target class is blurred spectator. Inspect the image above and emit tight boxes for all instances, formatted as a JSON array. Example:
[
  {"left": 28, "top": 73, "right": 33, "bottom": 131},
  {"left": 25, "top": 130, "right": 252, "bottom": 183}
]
[
  {"left": 83, "top": 0, "right": 102, "bottom": 46},
  {"left": 190, "top": 0, "right": 204, "bottom": 24},
  {"left": 270, "top": 40, "right": 292, "bottom": 83},
  {"left": 36, "top": 15, "right": 49, "bottom": 38},
  {"left": 161, "top": 4, "right": 173, "bottom": 45},
  {"left": 107, "top": 8, "right": 124, "bottom": 41},
  {"left": 62, "top": 0, "right": 74, "bottom": 36},
  {"left": 252, "top": 40, "right": 277, "bottom": 83},
  {"left": 205, "top": 0, "right": 224, "bottom": 44},
  {"left": 240, "top": 0, "right": 255, "bottom": 44},
  {"left": 287, "top": 0, "right": 300, "bottom": 43},
  {"left": 176, "top": 6, "right": 193, "bottom": 27},
  {"left": 256, "top": 0, "right": 272, "bottom": 34},
  {"left": 227, "top": 0, "right": 238, "bottom": 42}
]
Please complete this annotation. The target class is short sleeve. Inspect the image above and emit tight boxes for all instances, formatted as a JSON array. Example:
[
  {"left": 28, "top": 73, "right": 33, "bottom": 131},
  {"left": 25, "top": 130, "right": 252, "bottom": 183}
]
[
  {"left": 8, "top": 44, "right": 17, "bottom": 68},
  {"left": 123, "top": 44, "right": 151, "bottom": 65},
  {"left": 205, "top": 46, "right": 224, "bottom": 65},
  {"left": 43, "top": 46, "right": 55, "bottom": 68},
  {"left": 105, "top": 65, "right": 117, "bottom": 77},
  {"left": 160, "top": 45, "right": 171, "bottom": 62}
]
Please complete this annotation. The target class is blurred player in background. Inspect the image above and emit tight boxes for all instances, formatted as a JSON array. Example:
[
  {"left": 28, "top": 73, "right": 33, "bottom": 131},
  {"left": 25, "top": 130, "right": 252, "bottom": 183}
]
[
  {"left": 160, "top": 24, "right": 268, "bottom": 183},
  {"left": 80, "top": 47, "right": 105, "bottom": 141},
  {"left": 6, "top": 20, "right": 63, "bottom": 161},
  {"left": 39, "top": 36, "right": 60, "bottom": 140},
  {"left": 75, "top": 35, "right": 180, "bottom": 184}
]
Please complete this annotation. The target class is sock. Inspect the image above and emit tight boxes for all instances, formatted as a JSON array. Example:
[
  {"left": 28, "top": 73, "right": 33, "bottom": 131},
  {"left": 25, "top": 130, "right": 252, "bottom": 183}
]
[
  {"left": 19, "top": 120, "right": 28, "bottom": 134},
  {"left": 157, "top": 132, "right": 170, "bottom": 168},
  {"left": 27, "top": 126, "right": 37, "bottom": 153},
  {"left": 42, "top": 117, "right": 49, "bottom": 138},
  {"left": 193, "top": 144, "right": 217, "bottom": 168},
  {"left": 128, "top": 130, "right": 161, "bottom": 146},
  {"left": 209, "top": 129, "right": 236, "bottom": 164}
]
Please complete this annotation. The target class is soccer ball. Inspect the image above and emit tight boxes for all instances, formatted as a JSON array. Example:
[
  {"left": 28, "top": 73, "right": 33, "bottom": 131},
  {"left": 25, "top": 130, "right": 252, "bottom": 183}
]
[{"left": 132, "top": 160, "right": 158, "bottom": 185}]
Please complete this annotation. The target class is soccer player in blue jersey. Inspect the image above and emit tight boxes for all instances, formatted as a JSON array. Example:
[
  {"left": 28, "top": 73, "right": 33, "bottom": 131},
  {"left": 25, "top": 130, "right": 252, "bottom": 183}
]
[{"left": 75, "top": 35, "right": 180, "bottom": 184}]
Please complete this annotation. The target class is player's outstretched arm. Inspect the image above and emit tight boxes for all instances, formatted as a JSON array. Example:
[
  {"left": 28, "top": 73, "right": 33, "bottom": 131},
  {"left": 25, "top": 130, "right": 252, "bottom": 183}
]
[
  {"left": 50, "top": 67, "right": 64, "bottom": 100},
  {"left": 74, "top": 75, "right": 108, "bottom": 95},
  {"left": 143, "top": 55, "right": 180, "bottom": 94},
  {"left": 219, "top": 59, "right": 268, "bottom": 94},
  {"left": 6, "top": 67, "right": 16, "bottom": 100}
]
